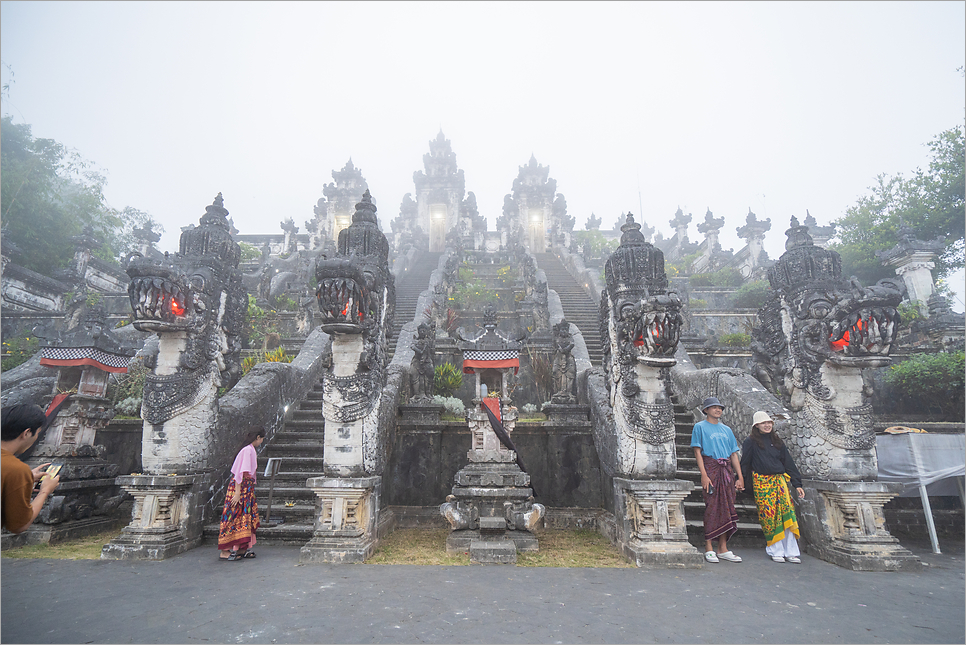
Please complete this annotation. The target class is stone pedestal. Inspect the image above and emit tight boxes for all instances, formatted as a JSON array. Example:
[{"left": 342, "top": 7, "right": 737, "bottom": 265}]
[
  {"left": 300, "top": 476, "right": 381, "bottom": 563},
  {"left": 612, "top": 478, "right": 703, "bottom": 568},
  {"left": 442, "top": 406, "right": 543, "bottom": 563},
  {"left": 543, "top": 403, "right": 590, "bottom": 425},
  {"left": 101, "top": 473, "right": 210, "bottom": 560},
  {"left": 797, "top": 479, "right": 921, "bottom": 571},
  {"left": 399, "top": 402, "right": 444, "bottom": 424}
]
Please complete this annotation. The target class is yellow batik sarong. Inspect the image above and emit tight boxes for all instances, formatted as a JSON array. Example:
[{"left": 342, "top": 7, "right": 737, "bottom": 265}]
[{"left": 752, "top": 472, "right": 800, "bottom": 546}]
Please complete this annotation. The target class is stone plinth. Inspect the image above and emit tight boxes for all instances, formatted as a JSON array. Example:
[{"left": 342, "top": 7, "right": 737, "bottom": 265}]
[
  {"left": 101, "top": 473, "right": 210, "bottom": 560},
  {"left": 797, "top": 479, "right": 921, "bottom": 571},
  {"left": 399, "top": 402, "right": 444, "bottom": 424},
  {"left": 543, "top": 403, "right": 590, "bottom": 425},
  {"left": 612, "top": 478, "right": 703, "bottom": 568},
  {"left": 300, "top": 475, "right": 381, "bottom": 563}
]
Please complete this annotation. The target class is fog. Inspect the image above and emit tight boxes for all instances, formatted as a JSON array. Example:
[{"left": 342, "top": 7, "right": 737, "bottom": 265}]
[{"left": 2, "top": 1, "right": 963, "bottom": 308}]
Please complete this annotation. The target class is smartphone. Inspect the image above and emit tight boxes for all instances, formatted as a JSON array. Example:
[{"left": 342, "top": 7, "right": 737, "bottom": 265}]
[
  {"left": 707, "top": 482, "right": 714, "bottom": 495},
  {"left": 41, "top": 463, "right": 63, "bottom": 481}
]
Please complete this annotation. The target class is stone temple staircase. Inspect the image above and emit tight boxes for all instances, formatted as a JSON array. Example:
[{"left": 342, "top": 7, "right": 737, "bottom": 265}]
[
  {"left": 204, "top": 251, "right": 442, "bottom": 546},
  {"left": 534, "top": 252, "right": 603, "bottom": 366},
  {"left": 387, "top": 251, "right": 441, "bottom": 363},
  {"left": 671, "top": 393, "right": 764, "bottom": 549},
  {"left": 204, "top": 381, "right": 325, "bottom": 545}
]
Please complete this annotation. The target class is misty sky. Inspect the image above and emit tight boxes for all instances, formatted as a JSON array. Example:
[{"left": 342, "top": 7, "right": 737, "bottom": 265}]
[{"left": 2, "top": 1, "right": 964, "bottom": 309}]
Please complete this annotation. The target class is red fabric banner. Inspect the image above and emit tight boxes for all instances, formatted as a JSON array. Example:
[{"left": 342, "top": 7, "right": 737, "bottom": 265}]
[
  {"left": 481, "top": 397, "right": 502, "bottom": 424},
  {"left": 40, "top": 357, "right": 129, "bottom": 373},
  {"left": 462, "top": 358, "right": 519, "bottom": 374}
]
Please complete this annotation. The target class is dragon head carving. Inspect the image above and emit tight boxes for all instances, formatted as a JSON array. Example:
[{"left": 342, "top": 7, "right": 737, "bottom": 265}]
[
  {"left": 125, "top": 193, "right": 245, "bottom": 428},
  {"left": 315, "top": 190, "right": 394, "bottom": 337},
  {"left": 752, "top": 218, "right": 905, "bottom": 407},
  {"left": 751, "top": 218, "right": 906, "bottom": 479}
]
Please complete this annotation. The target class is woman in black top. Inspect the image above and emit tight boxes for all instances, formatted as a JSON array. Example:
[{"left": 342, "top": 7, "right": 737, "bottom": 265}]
[{"left": 740, "top": 411, "right": 805, "bottom": 563}]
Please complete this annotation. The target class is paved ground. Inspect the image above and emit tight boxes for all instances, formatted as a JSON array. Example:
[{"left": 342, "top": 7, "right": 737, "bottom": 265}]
[{"left": 2, "top": 537, "right": 963, "bottom": 644}]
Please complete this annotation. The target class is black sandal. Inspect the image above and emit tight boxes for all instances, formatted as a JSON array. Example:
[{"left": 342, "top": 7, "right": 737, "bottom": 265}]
[
  {"left": 241, "top": 550, "right": 256, "bottom": 559},
  {"left": 226, "top": 550, "right": 241, "bottom": 561}
]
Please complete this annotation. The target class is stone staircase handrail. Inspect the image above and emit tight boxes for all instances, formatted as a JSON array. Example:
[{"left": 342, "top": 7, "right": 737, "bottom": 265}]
[{"left": 554, "top": 245, "right": 604, "bottom": 305}]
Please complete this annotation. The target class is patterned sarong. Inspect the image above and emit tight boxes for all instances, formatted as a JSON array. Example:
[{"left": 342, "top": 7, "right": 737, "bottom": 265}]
[
  {"left": 752, "top": 472, "right": 800, "bottom": 546},
  {"left": 218, "top": 474, "right": 260, "bottom": 551},
  {"left": 702, "top": 456, "right": 738, "bottom": 541}
]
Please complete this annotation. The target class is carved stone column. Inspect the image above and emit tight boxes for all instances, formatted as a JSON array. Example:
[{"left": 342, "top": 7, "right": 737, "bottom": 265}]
[
  {"left": 300, "top": 476, "right": 382, "bottom": 563},
  {"left": 796, "top": 479, "right": 920, "bottom": 571},
  {"left": 101, "top": 474, "right": 210, "bottom": 560},
  {"left": 612, "top": 478, "right": 699, "bottom": 567}
]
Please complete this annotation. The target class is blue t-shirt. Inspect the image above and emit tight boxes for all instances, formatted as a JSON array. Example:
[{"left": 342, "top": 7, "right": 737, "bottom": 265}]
[{"left": 690, "top": 419, "right": 739, "bottom": 460}]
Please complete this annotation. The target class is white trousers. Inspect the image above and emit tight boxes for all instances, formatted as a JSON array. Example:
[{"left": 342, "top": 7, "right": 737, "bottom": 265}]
[{"left": 765, "top": 531, "right": 800, "bottom": 558}]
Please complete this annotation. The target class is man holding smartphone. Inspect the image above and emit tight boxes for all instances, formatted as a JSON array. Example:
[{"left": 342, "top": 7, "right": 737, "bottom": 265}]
[{"left": 1, "top": 404, "right": 61, "bottom": 534}]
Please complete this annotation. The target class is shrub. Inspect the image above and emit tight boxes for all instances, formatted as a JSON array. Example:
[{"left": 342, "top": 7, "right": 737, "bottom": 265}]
[
  {"left": 115, "top": 397, "right": 142, "bottom": 418},
  {"left": 718, "top": 333, "right": 751, "bottom": 347},
  {"left": 451, "top": 280, "right": 499, "bottom": 310},
  {"left": 897, "top": 301, "right": 924, "bottom": 328},
  {"left": 238, "top": 242, "right": 262, "bottom": 263},
  {"left": 245, "top": 294, "right": 281, "bottom": 349},
  {"left": 241, "top": 346, "right": 294, "bottom": 377},
  {"left": 496, "top": 265, "right": 516, "bottom": 286},
  {"left": 885, "top": 351, "right": 965, "bottom": 420},
  {"left": 1, "top": 333, "right": 40, "bottom": 372},
  {"left": 730, "top": 280, "right": 772, "bottom": 309},
  {"left": 689, "top": 298, "right": 708, "bottom": 310},
  {"left": 522, "top": 403, "right": 538, "bottom": 414},
  {"left": 432, "top": 395, "right": 465, "bottom": 417},
  {"left": 272, "top": 294, "right": 299, "bottom": 312},
  {"left": 109, "top": 360, "right": 150, "bottom": 415},
  {"left": 434, "top": 362, "right": 463, "bottom": 398},
  {"left": 690, "top": 267, "right": 744, "bottom": 287}
]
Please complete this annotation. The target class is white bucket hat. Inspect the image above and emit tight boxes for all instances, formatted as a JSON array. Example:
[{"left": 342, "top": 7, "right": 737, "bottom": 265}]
[{"left": 752, "top": 411, "right": 774, "bottom": 427}]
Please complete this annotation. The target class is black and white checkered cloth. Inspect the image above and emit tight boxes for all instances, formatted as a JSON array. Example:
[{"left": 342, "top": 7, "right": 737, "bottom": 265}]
[
  {"left": 463, "top": 350, "right": 519, "bottom": 361},
  {"left": 41, "top": 346, "right": 132, "bottom": 370}
]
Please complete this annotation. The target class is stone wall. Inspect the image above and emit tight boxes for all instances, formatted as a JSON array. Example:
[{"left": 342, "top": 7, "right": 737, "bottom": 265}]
[
  {"left": 385, "top": 420, "right": 605, "bottom": 509},
  {"left": 97, "top": 420, "right": 143, "bottom": 476}
]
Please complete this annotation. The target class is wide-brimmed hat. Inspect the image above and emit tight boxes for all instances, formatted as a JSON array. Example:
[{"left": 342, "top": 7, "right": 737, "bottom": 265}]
[
  {"left": 752, "top": 411, "right": 774, "bottom": 427},
  {"left": 701, "top": 397, "right": 725, "bottom": 412}
]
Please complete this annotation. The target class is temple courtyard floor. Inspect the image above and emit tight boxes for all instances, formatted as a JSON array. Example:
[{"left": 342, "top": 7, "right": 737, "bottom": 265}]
[{"left": 2, "top": 536, "right": 963, "bottom": 644}]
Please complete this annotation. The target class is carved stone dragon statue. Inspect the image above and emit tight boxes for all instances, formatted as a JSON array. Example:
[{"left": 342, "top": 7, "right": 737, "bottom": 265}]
[
  {"left": 598, "top": 214, "right": 685, "bottom": 478},
  {"left": 751, "top": 217, "right": 905, "bottom": 480},
  {"left": 125, "top": 193, "right": 246, "bottom": 473},
  {"left": 314, "top": 189, "right": 395, "bottom": 477}
]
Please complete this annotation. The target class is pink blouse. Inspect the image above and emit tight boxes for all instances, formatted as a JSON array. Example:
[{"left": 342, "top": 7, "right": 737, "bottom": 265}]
[{"left": 231, "top": 444, "right": 258, "bottom": 483}]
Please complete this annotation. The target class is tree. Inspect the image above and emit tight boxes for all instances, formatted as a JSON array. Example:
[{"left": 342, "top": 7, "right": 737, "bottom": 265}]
[
  {"left": 830, "top": 125, "right": 965, "bottom": 284},
  {"left": 1, "top": 115, "right": 159, "bottom": 273}
]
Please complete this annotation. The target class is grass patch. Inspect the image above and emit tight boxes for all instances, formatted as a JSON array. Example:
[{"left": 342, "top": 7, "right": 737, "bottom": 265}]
[
  {"left": 367, "top": 528, "right": 470, "bottom": 565},
  {"left": 1, "top": 528, "right": 123, "bottom": 560},
  {"left": 367, "top": 528, "right": 632, "bottom": 568}
]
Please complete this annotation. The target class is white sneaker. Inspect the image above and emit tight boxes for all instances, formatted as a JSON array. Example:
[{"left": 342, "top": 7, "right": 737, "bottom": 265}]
[
  {"left": 772, "top": 555, "right": 785, "bottom": 562},
  {"left": 704, "top": 551, "right": 719, "bottom": 563},
  {"left": 786, "top": 556, "right": 801, "bottom": 564},
  {"left": 717, "top": 551, "right": 742, "bottom": 562}
]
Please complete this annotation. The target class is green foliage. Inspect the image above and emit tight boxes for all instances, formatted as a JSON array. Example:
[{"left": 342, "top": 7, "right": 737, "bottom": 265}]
[
  {"left": 573, "top": 230, "right": 618, "bottom": 258},
  {"left": 897, "top": 301, "right": 924, "bottom": 328},
  {"left": 241, "top": 346, "right": 294, "bottom": 377},
  {"left": 1, "top": 116, "right": 161, "bottom": 273},
  {"left": 729, "top": 280, "right": 772, "bottom": 309},
  {"left": 831, "top": 125, "right": 965, "bottom": 283},
  {"left": 432, "top": 395, "right": 465, "bottom": 417},
  {"left": 718, "top": 333, "right": 751, "bottom": 347},
  {"left": 271, "top": 294, "right": 299, "bottom": 312},
  {"left": 496, "top": 265, "right": 515, "bottom": 286},
  {"left": 244, "top": 294, "right": 280, "bottom": 349},
  {"left": 1, "top": 332, "right": 40, "bottom": 371},
  {"left": 451, "top": 281, "right": 499, "bottom": 310},
  {"left": 688, "top": 298, "right": 708, "bottom": 310},
  {"left": 238, "top": 242, "right": 262, "bottom": 263},
  {"left": 433, "top": 362, "right": 463, "bottom": 398},
  {"left": 689, "top": 267, "right": 743, "bottom": 287},
  {"left": 665, "top": 251, "right": 702, "bottom": 278},
  {"left": 885, "top": 351, "right": 965, "bottom": 420},
  {"left": 108, "top": 360, "right": 150, "bottom": 416}
]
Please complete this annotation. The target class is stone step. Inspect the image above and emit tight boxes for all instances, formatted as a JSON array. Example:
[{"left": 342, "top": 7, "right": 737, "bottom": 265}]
[{"left": 203, "top": 521, "right": 315, "bottom": 546}]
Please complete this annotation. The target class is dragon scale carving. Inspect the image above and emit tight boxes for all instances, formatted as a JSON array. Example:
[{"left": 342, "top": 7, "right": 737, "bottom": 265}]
[
  {"left": 125, "top": 194, "right": 245, "bottom": 472},
  {"left": 599, "top": 214, "right": 684, "bottom": 477},
  {"left": 751, "top": 218, "right": 904, "bottom": 480}
]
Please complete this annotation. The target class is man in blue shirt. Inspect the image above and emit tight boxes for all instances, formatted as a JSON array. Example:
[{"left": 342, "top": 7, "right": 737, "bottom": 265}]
[{"left": 691, "top": 396, "right": 745, "bottom": 563}]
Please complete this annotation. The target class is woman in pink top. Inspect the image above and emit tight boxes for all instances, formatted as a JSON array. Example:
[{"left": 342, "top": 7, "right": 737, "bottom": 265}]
[{"left": 218, "top": 428, "right": 265, "bottom": 560}]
